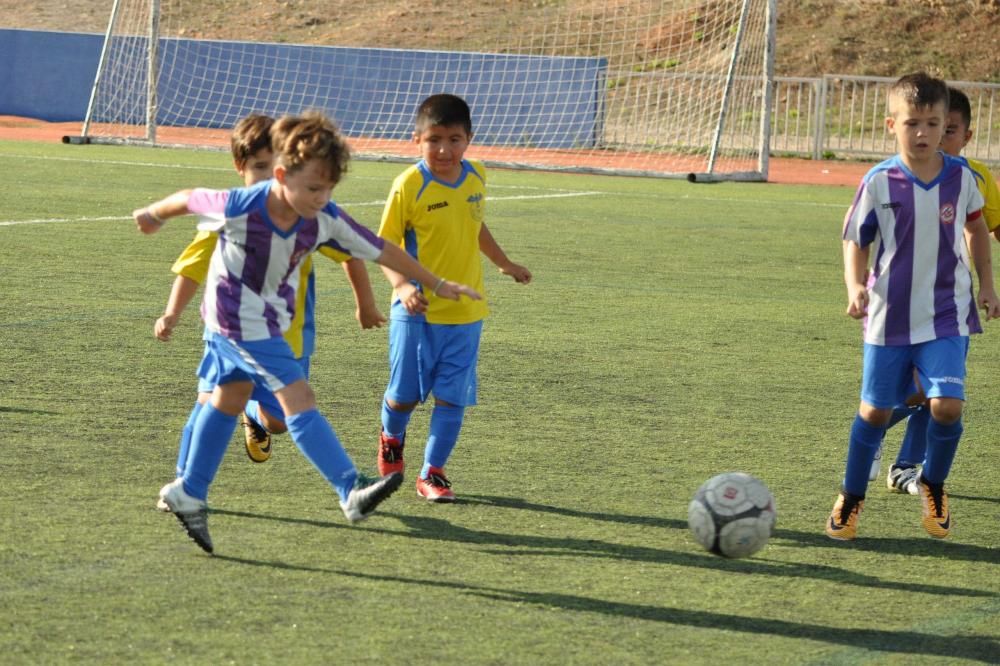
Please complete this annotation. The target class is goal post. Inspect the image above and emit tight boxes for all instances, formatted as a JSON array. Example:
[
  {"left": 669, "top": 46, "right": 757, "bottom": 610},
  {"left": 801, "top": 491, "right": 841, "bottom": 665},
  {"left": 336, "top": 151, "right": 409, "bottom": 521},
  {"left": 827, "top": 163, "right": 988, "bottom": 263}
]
[{"left": 75, "top": 0, "right": 776, "bottom": 181}]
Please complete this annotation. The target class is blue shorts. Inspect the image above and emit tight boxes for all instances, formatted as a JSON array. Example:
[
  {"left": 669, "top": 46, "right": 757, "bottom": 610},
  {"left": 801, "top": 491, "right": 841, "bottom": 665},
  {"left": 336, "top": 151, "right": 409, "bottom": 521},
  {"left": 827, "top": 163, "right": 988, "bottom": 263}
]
[
  {"left": 197, "top": 333, "right": 307, "bottom": 400},
  {"left": 386, "top": 319, "right": 482, "bottom": 406},
  {"left": 861, "top": 336, "right": 969, "bottom": 408}
]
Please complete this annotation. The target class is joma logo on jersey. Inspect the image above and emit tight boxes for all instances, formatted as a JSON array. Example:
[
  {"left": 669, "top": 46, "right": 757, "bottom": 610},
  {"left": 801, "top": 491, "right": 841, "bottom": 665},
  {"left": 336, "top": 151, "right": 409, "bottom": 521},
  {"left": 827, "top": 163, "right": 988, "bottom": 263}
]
[
  {"left": 881, "top": 202, "right": 902, "bottom": 210},
  {"left": 427, "top": 201, "right": 449, "bottom": 212},
  {"left": 940, "top": 203, "right": 956, "bottom": 224}
]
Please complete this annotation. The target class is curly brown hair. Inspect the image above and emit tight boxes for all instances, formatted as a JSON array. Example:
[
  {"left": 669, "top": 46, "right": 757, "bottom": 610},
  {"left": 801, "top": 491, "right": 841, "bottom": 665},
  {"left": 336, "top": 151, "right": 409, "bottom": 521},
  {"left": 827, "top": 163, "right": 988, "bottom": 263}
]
[
  {"left": 230, "top": 113, "right": 275, "bottom": 167},
  {"left": 270, "top": 111, "right": 351, "bottom": 184}
]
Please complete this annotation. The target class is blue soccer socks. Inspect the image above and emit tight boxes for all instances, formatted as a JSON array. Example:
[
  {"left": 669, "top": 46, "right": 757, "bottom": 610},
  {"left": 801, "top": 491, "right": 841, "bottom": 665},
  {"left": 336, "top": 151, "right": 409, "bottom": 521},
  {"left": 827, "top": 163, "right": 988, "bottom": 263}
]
[
  {"left": 896, "top": 406, "right": 930, "bottom": 467},
  {"left": 843, "top": 414, "right": 886, "bottom": 497},
  {"left": 286, "top": 408, "right": 357, "bottom": 502},
  {"left": 420, "top": 404, "right": 465, "bottom": 479},
  {"left": 182, "top": 402, "right": 237, "bottom": 501},
  {"left": 381, "top": 399, "right": 413, "bottom": 440},
  {"left": 922, "top": 417, "right": 962, "bottom": 485},
  {"left": 886, "top": 405, "right": 914, "bottom": 430},
  {"left": 176, "top": 400, "right": 204, "bottom": 478}
]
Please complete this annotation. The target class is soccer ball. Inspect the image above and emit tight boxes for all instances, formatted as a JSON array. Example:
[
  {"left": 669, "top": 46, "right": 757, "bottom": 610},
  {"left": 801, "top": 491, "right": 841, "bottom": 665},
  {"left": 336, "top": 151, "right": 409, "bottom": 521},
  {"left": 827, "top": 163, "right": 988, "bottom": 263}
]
[{"left": 688, "top": 472, "right": 776, "bottom": 558}]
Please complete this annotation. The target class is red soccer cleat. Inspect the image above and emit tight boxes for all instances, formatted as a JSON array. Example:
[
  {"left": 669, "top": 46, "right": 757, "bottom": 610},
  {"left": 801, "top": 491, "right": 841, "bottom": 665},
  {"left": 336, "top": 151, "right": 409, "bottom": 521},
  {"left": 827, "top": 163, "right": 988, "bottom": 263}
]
[
  {"left": 416, "top": 467, "right": 455, "bottom": 503},
  {"left": 377, "top": 429, "right": 405, "bottom": 476}
]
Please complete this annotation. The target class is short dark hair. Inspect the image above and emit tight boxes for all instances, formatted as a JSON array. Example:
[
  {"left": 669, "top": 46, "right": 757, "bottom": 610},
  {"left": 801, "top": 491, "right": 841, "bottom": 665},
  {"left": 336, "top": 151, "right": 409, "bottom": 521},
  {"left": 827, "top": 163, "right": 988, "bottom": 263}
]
[
  {"left": 415, "top": 94, "right": 472, "bottom": 135},
  {"left": 270, "top": 111, "right": 350, "bottom": 184},
  {"left": 947, "top": 86, "right": 972, "bottom": 130},
  {"left": 888, "top": 72, "right": 949, "bottom": 114},
  {"left": 230, "top": 113, "right": 275, "bottom": 166}
]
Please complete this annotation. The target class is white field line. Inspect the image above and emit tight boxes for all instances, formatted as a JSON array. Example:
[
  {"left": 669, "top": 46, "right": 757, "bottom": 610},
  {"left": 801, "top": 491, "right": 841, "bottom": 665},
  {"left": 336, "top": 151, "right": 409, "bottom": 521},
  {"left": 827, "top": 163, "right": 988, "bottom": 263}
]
[
  {"left": 0, "top": 152, "right": 843, "bottom": 228},
  {"left": 0, "top": 192, "right": 604, "bottom": 227},
  {"left": 2, "top": 152, "right": 589, "bottom": 191}
]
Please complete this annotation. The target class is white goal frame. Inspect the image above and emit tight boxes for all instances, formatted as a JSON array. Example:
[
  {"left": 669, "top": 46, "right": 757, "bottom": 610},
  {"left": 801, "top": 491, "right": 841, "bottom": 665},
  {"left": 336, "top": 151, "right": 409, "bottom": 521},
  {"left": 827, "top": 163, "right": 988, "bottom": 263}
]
[{"left": 72, "top": 0, "right": 776, "bottom": 181}]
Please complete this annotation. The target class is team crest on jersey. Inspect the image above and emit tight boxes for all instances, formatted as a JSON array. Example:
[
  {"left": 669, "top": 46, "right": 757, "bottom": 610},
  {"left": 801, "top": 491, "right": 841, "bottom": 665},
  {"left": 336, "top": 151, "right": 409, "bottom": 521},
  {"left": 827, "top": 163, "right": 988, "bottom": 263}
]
[
  {"left": 939, "top": 203, "right": 956, "bottom": 225},
  {"left": 467, "top": 192, "right": 484, "bottom": 224},
  {"left": 289, "top": 248, "right": 308, "bottom": 266}
]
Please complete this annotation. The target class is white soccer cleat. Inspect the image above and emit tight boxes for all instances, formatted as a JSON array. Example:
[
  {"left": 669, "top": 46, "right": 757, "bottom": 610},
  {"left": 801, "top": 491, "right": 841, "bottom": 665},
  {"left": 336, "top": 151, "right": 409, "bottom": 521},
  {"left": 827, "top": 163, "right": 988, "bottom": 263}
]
[
  {"left": 340, "top": 472, "right": 403, "bottom": 523},
  {"left": 158, "top": 478, "right": 213, "bottom": 553},
  {"left": 887, "top": 465, "right": 921, "bottom": 495}
]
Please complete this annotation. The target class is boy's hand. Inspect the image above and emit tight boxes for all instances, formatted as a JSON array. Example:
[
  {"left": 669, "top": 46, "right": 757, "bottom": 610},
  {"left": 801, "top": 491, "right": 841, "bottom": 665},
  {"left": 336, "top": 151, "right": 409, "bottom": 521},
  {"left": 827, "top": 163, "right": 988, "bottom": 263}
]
[
  {"left": 356, "top": 303, "right": 387, "bottom": 329},
  {"left": 846, "top": 283, "right": 868, "bottom": 319},
  {"left": 978, "top": 286, "right": 1000, "bottom": 321},
  {"left": 435, "top": 281, "right": 482, "bottom": 302},
  {"left": 134, "top": 208, "right": 165, "bottom": 234},
  {"left": 499, "top": 262, "right": 532, "bottom": 284},
  {"left": 397, "top": 283, "right": 429, "bottom": 315},
  {"left": 155, "top": 313, "right": 180, "bottom": 341}
]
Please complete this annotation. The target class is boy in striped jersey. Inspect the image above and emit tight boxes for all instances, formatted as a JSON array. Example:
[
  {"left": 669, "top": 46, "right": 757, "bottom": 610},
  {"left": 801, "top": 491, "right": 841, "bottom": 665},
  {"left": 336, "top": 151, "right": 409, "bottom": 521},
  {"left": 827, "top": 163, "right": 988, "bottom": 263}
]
[
  {"left": 134, "top": 112, "right": 480, "bottom": 553},
  {"left": 877, "top": 86, "right": 1000, "bottom": 495},
  {"left": 827, "top": 73, "right": 1000, "bottom": 541},
  {"left": 155, "top": 114, "right": 385, "bottom": 474}
]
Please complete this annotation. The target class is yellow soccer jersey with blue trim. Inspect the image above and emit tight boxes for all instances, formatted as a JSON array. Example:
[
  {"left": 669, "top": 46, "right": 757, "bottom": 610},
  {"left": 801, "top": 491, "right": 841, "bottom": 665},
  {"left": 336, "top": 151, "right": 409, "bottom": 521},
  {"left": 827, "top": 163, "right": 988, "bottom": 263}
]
[
  {"left": 378, "top": 159, "right": 489, "bottom": 325},
  {"left": 170, "top": 231, "right": 350, "bottom": 358},
  {"left": 968, "top": 158, "right": 1000, "bottom": 232}
]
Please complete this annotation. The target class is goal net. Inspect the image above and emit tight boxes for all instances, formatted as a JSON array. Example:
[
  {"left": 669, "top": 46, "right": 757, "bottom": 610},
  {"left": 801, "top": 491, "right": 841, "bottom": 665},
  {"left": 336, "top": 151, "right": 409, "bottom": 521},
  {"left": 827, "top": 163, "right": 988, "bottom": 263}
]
[{"left": 76, "top": 0, "right": 776, "bottom": 180}]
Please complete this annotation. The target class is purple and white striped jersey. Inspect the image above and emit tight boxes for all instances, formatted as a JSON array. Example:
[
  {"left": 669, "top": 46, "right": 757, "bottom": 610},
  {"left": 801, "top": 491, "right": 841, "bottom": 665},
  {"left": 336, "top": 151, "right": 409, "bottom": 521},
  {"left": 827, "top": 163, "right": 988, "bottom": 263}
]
[
  {"left": 188, "top": 180, "right": 384, "bottom": 342},
  {"left": 843, "top": 154, "right": 985, "bottom": 346}
]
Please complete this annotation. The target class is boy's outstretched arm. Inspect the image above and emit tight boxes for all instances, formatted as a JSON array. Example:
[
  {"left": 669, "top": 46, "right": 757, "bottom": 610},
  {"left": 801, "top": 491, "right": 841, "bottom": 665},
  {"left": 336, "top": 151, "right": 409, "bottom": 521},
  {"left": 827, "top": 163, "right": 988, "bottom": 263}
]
[
  {"left": 133, "top": 190, "right": 194, "bottom": 234},
  {"left": 342, "top": 258, "right": 387, "bottom": 328},
  {"left": 966, "top": 217, "right": 1000, "bottom": 320},
  {"left": 376, "top": 243, "right": 481, "bottom": 304},
  {"left": 155, "top": 275, "right": 199, "bottom": 341},
  {"left": 843, "top": 239, "right": 869, "bottom": 319},
  {"left": 479, "top": 223, "right": 532, "bottom": 283}
]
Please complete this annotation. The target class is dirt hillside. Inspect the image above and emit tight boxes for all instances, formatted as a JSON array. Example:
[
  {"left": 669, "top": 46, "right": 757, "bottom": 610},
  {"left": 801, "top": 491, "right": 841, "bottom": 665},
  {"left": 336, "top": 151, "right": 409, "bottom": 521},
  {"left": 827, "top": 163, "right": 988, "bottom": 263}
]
[{"left": 1, "top": 0, "right": 998, "bottom": 81}]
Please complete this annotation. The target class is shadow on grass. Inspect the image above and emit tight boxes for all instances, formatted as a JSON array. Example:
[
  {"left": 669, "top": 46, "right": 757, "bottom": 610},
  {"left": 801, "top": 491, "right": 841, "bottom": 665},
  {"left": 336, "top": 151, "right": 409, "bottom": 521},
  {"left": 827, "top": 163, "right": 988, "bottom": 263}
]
[
  {"left": 949, "top": 493, "right": 1000, "bottom": 506},
  {"left": 212, "top": 508, "right": 348, "bottom": 531},
  {"left": 466, "top": 493, "right": 1000, "bottom": 564},
  {"left": 209, "top": 502, "right": 995, "bottom": 599},
  {"left": 462, "top": 493, "right": 687, "bottom": 530},
  {"left": 374, "top": 513, "right": 995, "bottom": 599},
  {"left": 0, "top": 405, "right": 58, "bottom": 415},
  {"left": 212, "top": 556, "right": 1000, "bottom": 663},
  {"left": 772, "top": 528, "right": 1000, "bottom": 562}
]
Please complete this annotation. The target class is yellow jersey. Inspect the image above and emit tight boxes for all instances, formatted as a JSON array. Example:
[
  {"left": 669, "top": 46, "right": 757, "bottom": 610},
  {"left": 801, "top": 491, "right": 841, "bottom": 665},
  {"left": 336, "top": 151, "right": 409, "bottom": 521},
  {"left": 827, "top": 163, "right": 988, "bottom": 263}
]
[
  {"left": 377, "top": 159, "right": 489, "bottom": 325},
  {"left": 967, "top": 158, "right": 1000, "bottom": 232}
]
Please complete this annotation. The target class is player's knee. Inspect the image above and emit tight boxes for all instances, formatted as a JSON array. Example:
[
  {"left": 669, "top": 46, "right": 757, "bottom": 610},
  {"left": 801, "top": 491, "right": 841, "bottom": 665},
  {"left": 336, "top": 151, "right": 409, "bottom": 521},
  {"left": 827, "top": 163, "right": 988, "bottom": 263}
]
[
  {"left": 858, "top": 403, "right": 893, "bottom": 426},
  {"left": 386, "top": 398, "right": 418, "bottom": 412},
  {"left": 276, "top": 380, "right": 317, "bottom": 417},
  {"left": 929, "top": 398, "right": 963, "bottom": 425}
]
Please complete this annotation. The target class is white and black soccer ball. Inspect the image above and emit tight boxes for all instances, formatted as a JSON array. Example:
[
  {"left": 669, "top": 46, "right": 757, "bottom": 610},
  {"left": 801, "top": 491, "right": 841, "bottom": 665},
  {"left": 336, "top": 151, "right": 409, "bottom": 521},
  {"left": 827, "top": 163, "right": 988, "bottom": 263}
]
[{"left": 688, "top": 472, "right": 776, "bottom": 559}]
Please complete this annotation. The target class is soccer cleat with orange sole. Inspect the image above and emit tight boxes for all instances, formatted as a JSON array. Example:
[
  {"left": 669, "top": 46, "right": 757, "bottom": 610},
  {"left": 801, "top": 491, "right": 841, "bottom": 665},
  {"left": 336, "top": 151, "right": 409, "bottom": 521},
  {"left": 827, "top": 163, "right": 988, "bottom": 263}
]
[
  {"left": 826, "top": 491, "right": 864, "bottom": 541},
  {"left": 241, "top": 413, "right": 272, "bottom": 463},
  {"left": 916, "top": 476, "right": 951, "bottom": 538}
]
